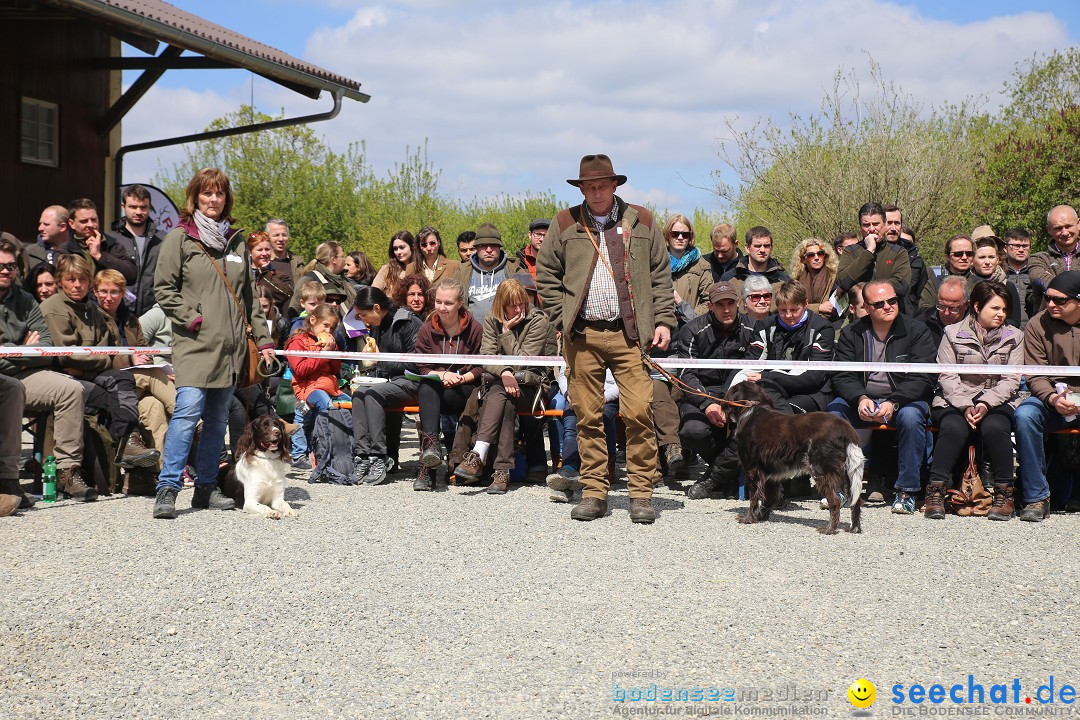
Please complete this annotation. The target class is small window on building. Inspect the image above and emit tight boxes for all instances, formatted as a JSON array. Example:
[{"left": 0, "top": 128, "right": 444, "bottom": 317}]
[{"left": 21, "top": 98, "right": 59, "bottom": 167}]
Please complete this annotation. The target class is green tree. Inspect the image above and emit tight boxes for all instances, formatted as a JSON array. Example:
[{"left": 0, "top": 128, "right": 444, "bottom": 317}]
[
  {"left": 715, "top": 61, "right": 983, "bottom": 265},
  {"left": 155, "top": 106, "right": 371, "bottom": 260},
  {"left": 973, "top": 48, "right": 1080, "bottom": 248}
]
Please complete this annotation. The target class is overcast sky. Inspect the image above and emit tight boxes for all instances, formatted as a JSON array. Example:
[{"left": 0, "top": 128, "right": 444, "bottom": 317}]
[{"left": 122, "top": 0, "right": 1078, "bottom": 215}]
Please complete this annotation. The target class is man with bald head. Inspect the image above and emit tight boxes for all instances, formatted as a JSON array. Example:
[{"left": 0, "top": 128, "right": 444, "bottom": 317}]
[{"left": 1029, "top": 205, "right": 1079, "bottom": 311}]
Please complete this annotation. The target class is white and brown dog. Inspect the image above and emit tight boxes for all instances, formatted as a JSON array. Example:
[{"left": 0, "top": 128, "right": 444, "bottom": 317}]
[
  {"left": 725, "top": 381, "right": 864, "bottom": 534},
  {"left": 218, "top": 416, "right": 299, "bottom": 519}
]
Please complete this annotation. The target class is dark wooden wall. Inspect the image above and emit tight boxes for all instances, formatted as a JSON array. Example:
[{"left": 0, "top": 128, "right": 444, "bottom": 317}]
[{"left": 0, "top": 14, "right": 112, "bottom": 243}]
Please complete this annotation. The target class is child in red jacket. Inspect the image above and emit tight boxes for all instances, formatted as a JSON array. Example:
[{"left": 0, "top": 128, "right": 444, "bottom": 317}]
[{"left": 285, "top": 304, "right": 348, "bottom": 441}]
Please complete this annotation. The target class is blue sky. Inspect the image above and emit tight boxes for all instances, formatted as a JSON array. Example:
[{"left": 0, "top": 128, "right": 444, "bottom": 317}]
[{"left": 122, "top": 1, "right": 1079, "bottom": 216}]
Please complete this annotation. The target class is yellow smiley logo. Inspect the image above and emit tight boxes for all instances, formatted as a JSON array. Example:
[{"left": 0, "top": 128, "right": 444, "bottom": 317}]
[{"left": 848, "top": 678, "right": 876, "bottom": 709}]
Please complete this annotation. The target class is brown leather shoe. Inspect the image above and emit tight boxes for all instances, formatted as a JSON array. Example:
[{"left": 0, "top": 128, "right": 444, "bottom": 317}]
[
  {"left": 923, "top": 481, "right": 946, "bottom": 520},
  {"left": 629, "top": 498, "right": 656, "bottom": 524},
  {"left": 59, "top": 466, "right": 97, "bottom": 502},
  {"left": 0, "top": 478, "right": 34, "bottom": 509},
  {"left": 1019, "top": 498, "right": 1050, "bottom": 523},
  {"left": 452, "top": 451, "right": 484, "bottom": 485},
  {"left": 0, "top": 493, "right": 19, "bottom": 517},
  {"left": 988, "top": 483, "right": 1015, "bottom": 521},
  {"left": 570, "top": 496, "right": 608, "bottom": 521},
  {"left": 486, "top": 469, "right": 509, "bottom": 495}
]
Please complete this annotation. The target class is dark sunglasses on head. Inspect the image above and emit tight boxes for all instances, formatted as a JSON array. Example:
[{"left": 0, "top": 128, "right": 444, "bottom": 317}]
[
  {"left": 804, "top": 250, "right": 826, "bottom": 258},
  {"left": 869, "top": 296, "right": 899, "bottom": 309},
  {"left": 670, "top": 231, "right": 692, "bottom": 239},
  {"left": 950, "top": 250, "right": 975, "bottom": 258}
]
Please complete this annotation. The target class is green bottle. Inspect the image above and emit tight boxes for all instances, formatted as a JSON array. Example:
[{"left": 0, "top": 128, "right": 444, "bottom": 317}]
[{"left": 42, "top": 456, "right": 57, "bottom": 503}]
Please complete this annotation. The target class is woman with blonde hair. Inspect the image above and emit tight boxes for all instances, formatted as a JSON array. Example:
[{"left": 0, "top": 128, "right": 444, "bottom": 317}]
[
  {"left": 789, "top": 237, "right": 839, "bottom": 316},
  {"left": 289, "top": 240, "right": 354, "bottom": 313},
  {"left": 663, "top": 214, "right": 712, "bottom": 326},
  {"left": 92, "top": 269, "right": 175, "bottom": 468}
]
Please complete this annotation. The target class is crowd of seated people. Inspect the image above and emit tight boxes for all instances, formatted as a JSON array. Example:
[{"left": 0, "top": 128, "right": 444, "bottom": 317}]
[{"left": 4, "top": 184, "right": 1080, "bottom": 527}]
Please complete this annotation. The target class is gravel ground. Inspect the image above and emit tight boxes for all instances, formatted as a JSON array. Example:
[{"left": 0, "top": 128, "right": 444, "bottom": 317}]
[{"left": 2, "top": 435, "right": 1078, "bottom": 720}]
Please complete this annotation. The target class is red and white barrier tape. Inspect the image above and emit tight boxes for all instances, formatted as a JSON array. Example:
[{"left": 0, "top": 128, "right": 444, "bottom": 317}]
[
  {"left": 0, "top": 346, "right": 171, "bottom": 358},
  {"left": 276, "top": 349, "right": 1080, "bottom": 376}
]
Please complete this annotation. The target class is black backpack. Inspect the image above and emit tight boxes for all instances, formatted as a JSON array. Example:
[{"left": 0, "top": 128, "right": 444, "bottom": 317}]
[{"left": 309, "top": 405, "right": 355, "bottom": 484}]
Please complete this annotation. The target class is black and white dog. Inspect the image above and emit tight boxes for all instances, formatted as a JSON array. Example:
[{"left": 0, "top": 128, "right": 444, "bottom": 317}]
[
  {"left": 218, "top": 416, "right": 299, "bottom": 519},
  {"left": 725, "top": 381, "right": 863, "bottom": 534}
]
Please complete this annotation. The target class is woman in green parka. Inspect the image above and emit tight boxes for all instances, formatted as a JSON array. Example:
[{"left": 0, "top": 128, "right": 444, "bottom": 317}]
[{"left": 150, "top": 168, "right": 275, "bottom": 519}]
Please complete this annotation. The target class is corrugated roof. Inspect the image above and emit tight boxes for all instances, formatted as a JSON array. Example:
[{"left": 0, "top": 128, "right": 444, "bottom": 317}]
[{"left": 38, "top": 0, "right": 369, "bottom": 102}]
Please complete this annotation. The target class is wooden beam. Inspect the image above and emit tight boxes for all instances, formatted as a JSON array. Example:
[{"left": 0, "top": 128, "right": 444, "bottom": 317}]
[{"left": 97, "top": 44, "right": 183, "bottom": 136}]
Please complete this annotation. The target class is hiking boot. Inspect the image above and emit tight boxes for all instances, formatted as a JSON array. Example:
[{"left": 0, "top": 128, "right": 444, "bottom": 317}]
[
  {"left": 363, "top": 456, "right": 390, "bottom": 485},
  {"left": 0, "top": 478, "right": 34, "bottom": 509},
  {"left": 891, "top": 491, "right": 916, "bottom": 515},
  {"left": 546, "top": 465, "right": 582, "bottom": 492},
  {"left": 453, "top": 451, "right": 484, "bottom": 485},
  {"left": 629, "top": 498, "right": 656, "bottom": 524},
  {"left": 191, "top": 484, "right": 235, "bottom": 510},
  {"left": 570, "top": 496, "right": 608, "bottom": 521},
  {"left": 923, "top": 482, "right": 947, "bottom": 520},
  {"left": 664, "top": 444, "right": 687, "bottom": 475},
  {"left": 486, "top": 469, "right": 509, "bottom": 495},
  {"left": 413, "top": 464, "right": 433, "bottom": 492},
  {"left": 0, "top": 493, "right": 19, "bottom": 517},
  {"left": 686, "top": 473, "right": 718, "bottom": 500},
  {"left": 350, "top": 455, "right": 371, "bottom": 485},
  {"left": 59, "top": 466, "right": 96, "bottom": 502},
  {"left": 549, "top": 487, "right": 574, "bottom": 503},
  {"left": 1019, "top": 498, "right": 1050, "bottom": 523},
  {"left": 291, "top": 457, "right": 312, "bottom": 470},
  {"left": 419, "top": 432, "right": 444, "bottom": 470},
  {"left": 988, "top": 483, "right": 1015, "bottom": 521},
  {"left": 153, "top": 487, "right": 178, "bottom": 519},
  {"left": 526, "top": 466, "right": 549, "bottom": 484},
  {"left": 117, "top": 433, "right": 161, "bottom": 469}
]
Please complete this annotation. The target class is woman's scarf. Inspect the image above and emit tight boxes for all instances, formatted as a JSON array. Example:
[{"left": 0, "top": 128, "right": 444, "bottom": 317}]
[
  {"left": 800, "top": 267, "right": 832, "bottom": 305},
  {"left": 670, "top": 246, "right": 701, "bottom": 274},
  {"left": 193, "top": 210, "right": 230, "bottom": 252}
]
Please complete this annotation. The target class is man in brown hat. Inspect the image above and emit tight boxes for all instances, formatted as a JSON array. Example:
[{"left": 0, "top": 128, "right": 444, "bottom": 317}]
[{"left": 536, "top": 154, "right": 675, "bottom": 524}]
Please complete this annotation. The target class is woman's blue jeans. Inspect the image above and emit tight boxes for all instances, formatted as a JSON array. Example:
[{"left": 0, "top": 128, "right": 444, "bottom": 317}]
[{"left": 157, "top": 386, "right": 233, "bottom": 491}]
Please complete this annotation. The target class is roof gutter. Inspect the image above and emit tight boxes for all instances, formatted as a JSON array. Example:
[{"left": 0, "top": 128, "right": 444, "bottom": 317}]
[
  {"left": 46, "top": 0, "right": 370, "bottom": 102},
  {"left": 114, "top": 90, "right": 343, "bottom": 220}
]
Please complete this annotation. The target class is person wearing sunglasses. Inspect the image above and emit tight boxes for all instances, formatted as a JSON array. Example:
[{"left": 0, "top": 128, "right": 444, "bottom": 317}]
[
  {"left": 1014, "top": 270, "right": 1080, "bottom": 522},
  {"left": 916, "top": 276, "right": 969, "bottom": 349},
  {"left": 835, "top": 202, "right": 911, "bottom": 315},
  {"left": 1029, "top": 205, "right": 1079, "bottom": 313},
  {"left": 741, "top": 275, "right": 774, "bottom": 323},
  {"left": 918, "top": 234, "right": 976, "bottom": 314},
  {"left": 789, "top": 238, "right": 839, "bottom": 318},
  {"left": 829, "top": 280, "right": 936, "bottom": 515},
  {"left": 654, "top": 213, "right": 713, "bottom": 476}
]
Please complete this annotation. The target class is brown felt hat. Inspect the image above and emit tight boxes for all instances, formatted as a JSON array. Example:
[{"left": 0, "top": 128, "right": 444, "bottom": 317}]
[{"left": 567, "top": 154, "right": 627, "bottom": 187}]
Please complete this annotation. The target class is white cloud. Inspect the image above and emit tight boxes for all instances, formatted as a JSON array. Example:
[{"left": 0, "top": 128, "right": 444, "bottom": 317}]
[{"left": 123, "top": 0, "right": 1075, "bottom": 213}]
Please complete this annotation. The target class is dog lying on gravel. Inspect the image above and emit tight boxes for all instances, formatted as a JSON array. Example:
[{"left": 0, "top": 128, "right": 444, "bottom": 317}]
[
  {"left": 218, "top": 416, "right": 299, "bottom": 520},
  {"left": 725, "top": 381, "right": 863, "bottom": 534}
]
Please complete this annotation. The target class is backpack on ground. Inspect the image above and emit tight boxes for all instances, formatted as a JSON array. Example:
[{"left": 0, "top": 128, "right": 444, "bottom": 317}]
[{"left": 309, "top": 405, "right": 355, "bottom": 485}]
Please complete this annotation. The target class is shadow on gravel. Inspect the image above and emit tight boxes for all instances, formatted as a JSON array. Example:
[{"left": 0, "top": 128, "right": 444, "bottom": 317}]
[
  {"left": 284, "top": 487, "right": 311, "bottom": 501},
  {"left": 606, "top": 495, "right": 685, "bottom": 513}
]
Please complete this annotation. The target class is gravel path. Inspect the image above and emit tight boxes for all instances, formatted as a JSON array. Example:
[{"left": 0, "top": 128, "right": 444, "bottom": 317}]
[{"left": 2, "top": 439, "right": 1077, "bottom": 719}]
